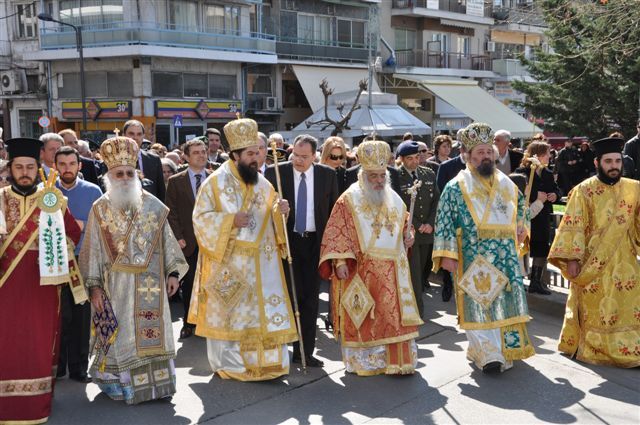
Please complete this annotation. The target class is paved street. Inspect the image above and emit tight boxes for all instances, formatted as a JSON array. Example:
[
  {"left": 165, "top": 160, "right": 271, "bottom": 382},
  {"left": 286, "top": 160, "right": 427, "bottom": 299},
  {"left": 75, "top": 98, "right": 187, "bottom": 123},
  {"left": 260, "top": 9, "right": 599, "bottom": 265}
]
[{"left": 49, "top": 284, "right": 639, "bottom": 425}]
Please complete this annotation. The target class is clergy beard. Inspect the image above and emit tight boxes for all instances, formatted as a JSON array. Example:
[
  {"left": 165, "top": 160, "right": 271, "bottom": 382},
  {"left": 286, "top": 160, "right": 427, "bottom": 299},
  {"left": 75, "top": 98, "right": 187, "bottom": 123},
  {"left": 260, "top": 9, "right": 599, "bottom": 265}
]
[
  {"left": 104, "top": 174, "right": 143, "bottom": 211},
  {"left": 477, "top": 159, "right": 495, "bottom": 177},
  {"left": 10, "top": 174, "right": 37, "bottom": 195},
  {"left": 237, "top": 161, "right": 259, "bottom": 185},
  {"left": 596, "top": 163, "right": 621, "bottom": 185},
  {"left": 358, "top": 172, "right": 391, "bottom": 206}
]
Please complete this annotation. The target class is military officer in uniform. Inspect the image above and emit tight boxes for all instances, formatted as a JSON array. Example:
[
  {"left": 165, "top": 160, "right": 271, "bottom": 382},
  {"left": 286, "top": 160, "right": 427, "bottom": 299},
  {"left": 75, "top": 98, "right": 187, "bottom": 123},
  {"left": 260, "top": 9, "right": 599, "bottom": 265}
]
[{"left": 396, "top": 141, "right": 440, "bottom": 317}]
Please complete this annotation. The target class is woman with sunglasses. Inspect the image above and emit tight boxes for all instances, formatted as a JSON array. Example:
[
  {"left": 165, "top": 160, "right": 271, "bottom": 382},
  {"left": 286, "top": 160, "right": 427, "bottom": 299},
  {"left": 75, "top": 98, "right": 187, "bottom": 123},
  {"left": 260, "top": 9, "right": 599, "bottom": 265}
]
[{"left": 320, "top": 136, "right": 348, "bottom": 195}]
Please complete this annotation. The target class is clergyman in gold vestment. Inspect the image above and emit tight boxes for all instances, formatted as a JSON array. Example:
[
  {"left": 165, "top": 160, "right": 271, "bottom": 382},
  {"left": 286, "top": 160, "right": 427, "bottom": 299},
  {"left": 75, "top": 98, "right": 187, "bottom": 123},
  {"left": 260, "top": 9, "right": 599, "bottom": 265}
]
[
  {"left": 189, "top": 118, "right": 298, "bottom": 381},
  {"left": 549, "top": 137, "right": 640, "bottom": 368}
]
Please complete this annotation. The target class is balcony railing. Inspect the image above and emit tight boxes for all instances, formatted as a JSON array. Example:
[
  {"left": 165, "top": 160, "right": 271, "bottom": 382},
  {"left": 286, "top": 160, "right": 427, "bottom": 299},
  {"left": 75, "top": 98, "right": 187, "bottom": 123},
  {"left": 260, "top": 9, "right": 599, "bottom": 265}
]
[
  {"left": 276, "top": 38, "right": 369, "bottom": 64},
  {"left": 396, "top": 49, "right": 491, "bottom": 71},
  {"left": 492, "top": 58, "right": 530, "bottom": 77},
  {"left": 392, "top": 0, "right": 492, "bottom": 18},
  {"left": 39, "top": 21, "right": 276, "bottom": 55}
]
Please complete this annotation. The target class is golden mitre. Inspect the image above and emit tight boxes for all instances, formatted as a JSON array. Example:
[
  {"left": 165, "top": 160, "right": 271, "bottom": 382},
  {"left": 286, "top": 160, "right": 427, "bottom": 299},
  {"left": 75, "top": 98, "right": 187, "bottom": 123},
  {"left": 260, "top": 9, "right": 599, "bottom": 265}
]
[
  {"left": 100, "top": 135, "right": 138, "bottom": 170},
  {"left": 223, "top": 117, "right": 258, "bottom": 152},
  {"left": 358, "top": 139, "right": 390, "bottom": 172},
  {"left": 460, "top": 122, "right": 494, "bottom": 151}
]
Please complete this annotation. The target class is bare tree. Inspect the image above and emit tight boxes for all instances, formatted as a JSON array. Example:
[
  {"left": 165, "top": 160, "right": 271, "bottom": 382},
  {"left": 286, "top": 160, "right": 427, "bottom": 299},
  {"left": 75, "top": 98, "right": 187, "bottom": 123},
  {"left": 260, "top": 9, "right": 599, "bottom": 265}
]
[{"left": 306, "top": 78, "right": 368, "bottom": 137}]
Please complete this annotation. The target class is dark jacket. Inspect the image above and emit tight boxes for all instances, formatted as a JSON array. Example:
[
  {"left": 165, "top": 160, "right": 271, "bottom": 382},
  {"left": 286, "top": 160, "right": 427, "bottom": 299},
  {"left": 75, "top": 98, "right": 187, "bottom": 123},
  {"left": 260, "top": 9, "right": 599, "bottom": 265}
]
[
  {"left": 436, "top": 155, "right": 466, "bottom": 192},
  {"left": 165, "top": 168, "right": 211, "bottom": 258},
  {"left": 514, "top": 166, "right": 561, "bottom": 245},
  {"left": 344, "top": 164, "right": 402, "bottom": 195},
  {"left": 265, "top": 162, "right": 339, "bottom": 251},
  {"left": 79, "top": 156, "right": 101, "bottom": 187},
  {"left": 139, "top": 150, "right": 166, "bottom": 202},
  {"left": 623, "top": 135, "right": 640, "bottom": 180},
  {"left": 397, "top": 165, "right": 440, "bottom": 245}
]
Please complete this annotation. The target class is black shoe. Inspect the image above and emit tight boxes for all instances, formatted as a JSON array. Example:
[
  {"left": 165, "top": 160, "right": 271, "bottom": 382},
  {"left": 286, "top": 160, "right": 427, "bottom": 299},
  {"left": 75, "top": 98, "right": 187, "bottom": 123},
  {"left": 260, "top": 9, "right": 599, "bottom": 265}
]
[
  {"left": 482, "top": 361, "right": 502, "bottom": 374},
  {"left": 56, "top": 368, "right": 66, "bottom": 379},
  {"left": 323, "top": 317, "right": 333, "bottom": 332},
  {"left": 69, "top": 372, "right": 91, "bottom": 383},
  {"left": 179, "top": 326, "right": 194, "bottom": 339},
  {"left": 305, "top": 356, "right": 324, "bottom": 367},
  {"left": 442, "top": 280, "right": 453, "bottom": 302},
  {"left": 291, "top": 353, "right": 301, "bottom": 364},
  {"left": 528, "top": 266, "right": 551, "bottom": 295}
]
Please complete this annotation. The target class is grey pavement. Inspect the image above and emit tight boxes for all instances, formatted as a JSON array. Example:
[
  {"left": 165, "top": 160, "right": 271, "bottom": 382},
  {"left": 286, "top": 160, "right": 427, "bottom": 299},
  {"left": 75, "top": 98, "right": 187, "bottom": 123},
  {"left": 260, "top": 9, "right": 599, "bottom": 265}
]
[{"left": 49, "top": 283, "right": 639, "bottom": 425}]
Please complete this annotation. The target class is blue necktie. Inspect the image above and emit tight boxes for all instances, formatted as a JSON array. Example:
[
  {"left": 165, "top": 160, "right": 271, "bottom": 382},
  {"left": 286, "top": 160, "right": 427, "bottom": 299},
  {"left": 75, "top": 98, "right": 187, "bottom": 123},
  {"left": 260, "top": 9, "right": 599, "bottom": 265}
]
[
  {"left": 195, "top": 174, "right": 202, "bottom": 196},
  {"left": 295, "top": 172, "right": 307, "bottom": 233}
]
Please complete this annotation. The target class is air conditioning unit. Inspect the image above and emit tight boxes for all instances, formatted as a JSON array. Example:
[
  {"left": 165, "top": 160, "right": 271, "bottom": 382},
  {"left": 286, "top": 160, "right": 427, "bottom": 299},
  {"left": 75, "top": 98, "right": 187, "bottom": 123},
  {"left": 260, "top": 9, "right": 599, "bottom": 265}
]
[
  {"left": 263, "top": 96, "right": 277, "bottom": 111},
  {"left": 486, "top": 41, "right": 496, "bottom": 52},
  {"left": 0, "top": 70, "right": 24, "bottom": 94}
]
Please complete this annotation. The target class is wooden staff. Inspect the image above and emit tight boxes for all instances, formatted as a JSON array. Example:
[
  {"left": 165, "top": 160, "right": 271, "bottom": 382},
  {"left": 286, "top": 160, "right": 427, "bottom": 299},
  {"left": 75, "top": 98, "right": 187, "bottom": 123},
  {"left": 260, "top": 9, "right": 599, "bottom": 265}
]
[{"left": 269, "top": 141, "right": 307, "bottom": 373}]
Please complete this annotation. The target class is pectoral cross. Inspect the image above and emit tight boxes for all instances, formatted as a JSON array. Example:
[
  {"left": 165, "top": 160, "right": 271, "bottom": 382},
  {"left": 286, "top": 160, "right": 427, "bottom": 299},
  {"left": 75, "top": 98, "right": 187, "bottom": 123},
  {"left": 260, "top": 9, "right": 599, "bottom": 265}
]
[
  {"left": 138, "top": 276, "right": 160, "bottom": 303},
  {"left": 113, "top": 127, "right": 120, "bottom": 138}
]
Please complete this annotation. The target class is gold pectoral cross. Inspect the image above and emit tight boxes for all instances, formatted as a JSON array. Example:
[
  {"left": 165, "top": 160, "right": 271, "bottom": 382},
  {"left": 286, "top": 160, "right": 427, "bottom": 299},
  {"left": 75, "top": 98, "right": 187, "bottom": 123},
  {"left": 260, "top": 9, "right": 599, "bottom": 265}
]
[{"left": 138, "top": 276, "right": 160, "bottom": 303}]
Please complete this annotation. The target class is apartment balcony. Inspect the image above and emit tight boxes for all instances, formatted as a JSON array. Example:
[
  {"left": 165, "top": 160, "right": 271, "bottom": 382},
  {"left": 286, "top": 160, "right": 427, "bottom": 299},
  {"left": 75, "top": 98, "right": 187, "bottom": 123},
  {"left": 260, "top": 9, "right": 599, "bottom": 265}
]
[
  {"left": 276, "top": 37, "right": 369, "bottom": 64},
  {"left": 32, "top": 21, "right": 277, "bottom": 62},
  {"left": 397, "top": 49, "right": 492, "bottom": 71},
  {"left": 492, "top": 58, "right": 531, "bottom": 78},
  {"left": 391, "top": 0, "right": 494, "bottom": 26}
]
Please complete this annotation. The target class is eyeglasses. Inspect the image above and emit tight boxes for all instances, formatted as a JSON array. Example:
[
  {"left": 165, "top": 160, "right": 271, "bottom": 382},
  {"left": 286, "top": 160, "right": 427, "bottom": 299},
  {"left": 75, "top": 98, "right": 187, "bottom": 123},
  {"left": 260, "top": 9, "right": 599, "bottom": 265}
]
[
  {"left": 418, "top": 149, "right": 428, "bottom": 153},
  {"left": 114, "top": 170, "right": 136, "bottom": 179},
  {"left": 329, "top": 154, "right": 344, "bottom": 160}
]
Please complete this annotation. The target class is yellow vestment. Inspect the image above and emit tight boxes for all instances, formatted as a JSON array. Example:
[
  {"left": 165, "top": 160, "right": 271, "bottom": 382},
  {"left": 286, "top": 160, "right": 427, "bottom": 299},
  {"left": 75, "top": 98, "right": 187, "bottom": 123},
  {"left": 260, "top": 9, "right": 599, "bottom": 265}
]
[
  {"left": 548, "top": 176, "right": 640, "bottom": 368},
  {"left": 189, "top": 160, "right": 298, "bottom": 380}
]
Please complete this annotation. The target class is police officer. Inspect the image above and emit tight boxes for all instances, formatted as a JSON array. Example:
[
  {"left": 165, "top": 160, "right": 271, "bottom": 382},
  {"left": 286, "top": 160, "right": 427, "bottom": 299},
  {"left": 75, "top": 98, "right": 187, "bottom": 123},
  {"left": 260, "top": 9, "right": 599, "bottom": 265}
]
[{"left": 396, "top": 140, "right": 440, "bottom": 317}]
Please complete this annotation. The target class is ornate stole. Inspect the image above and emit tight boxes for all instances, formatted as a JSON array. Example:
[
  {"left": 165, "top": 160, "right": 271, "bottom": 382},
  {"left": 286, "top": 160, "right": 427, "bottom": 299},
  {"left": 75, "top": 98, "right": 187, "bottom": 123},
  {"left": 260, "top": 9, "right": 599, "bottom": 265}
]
[
  {"left": 93, "top": 195, "right": 170, "bottom": 356},
  {"left": 344, "top": 187, "right": 422, "bottom": 327},
  {"left": 204, "top": 163, "right": 274, "bottom": 311},
  {"left": 457, "top": 169, "right": 518, "bottom": 239},
  {"left": 0, "top": 198, "right": 41, "bottom": 289}
]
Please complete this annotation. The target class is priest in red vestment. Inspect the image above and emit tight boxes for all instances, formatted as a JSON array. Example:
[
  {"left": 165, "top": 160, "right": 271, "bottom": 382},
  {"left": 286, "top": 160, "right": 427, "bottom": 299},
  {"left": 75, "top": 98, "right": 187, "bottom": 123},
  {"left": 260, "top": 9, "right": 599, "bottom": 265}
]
[
  {"left": 319, "top": 139, "right": 423, "bottom": 376},
  {"left": 0, "top": 137, "right": 82, "bottom": 424}
]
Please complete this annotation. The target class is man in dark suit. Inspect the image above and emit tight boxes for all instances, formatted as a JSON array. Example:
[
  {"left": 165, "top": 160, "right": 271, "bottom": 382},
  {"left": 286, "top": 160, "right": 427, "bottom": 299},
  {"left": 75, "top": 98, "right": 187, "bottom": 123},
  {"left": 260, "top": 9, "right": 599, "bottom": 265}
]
[
  {"left": 436, "top": 150, "right": 466, "bottom": 193},
  {"left": 165, "top": 139, "right": 210, "bottom": 339},
  {"left": 494, "top": 129, "right": 523, "bottom": 175},
  {"left": 396, "top": 141, "right": 441, "bottom": 311},
  {"left": 58, "top": 129, "right": 101, "bottom": 187},
  {"left": 123, "top": 119, "right": 165, "bottom": 202},
  {"left": 265, "top": 134, "right": 339, "bottom": 367}
]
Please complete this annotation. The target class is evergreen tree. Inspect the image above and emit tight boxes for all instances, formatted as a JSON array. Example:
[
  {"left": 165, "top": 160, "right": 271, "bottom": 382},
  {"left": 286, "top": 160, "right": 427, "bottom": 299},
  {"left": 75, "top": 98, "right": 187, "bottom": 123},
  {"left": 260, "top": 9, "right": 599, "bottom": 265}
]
[{"left": 513, "top": 0, "right": 640, "bottom": 139}]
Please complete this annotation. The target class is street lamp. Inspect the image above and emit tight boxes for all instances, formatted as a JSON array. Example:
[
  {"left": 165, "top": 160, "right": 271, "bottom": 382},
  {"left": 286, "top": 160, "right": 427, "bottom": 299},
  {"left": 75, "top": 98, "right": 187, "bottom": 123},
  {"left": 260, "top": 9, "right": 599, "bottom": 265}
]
[{"left": 37, "top": 12, "right": 87, "bottom": 134}]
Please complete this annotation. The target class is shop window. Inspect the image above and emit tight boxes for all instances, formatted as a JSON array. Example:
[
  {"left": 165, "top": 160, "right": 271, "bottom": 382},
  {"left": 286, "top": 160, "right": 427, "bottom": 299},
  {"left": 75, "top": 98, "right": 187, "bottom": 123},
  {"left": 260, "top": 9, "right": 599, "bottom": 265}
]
[
  {"left": 209, "top": 75, "right": 237, "bottom": 99},
  {"left": 152, "top": 72, "right": 183, "bottom": 98},
  {"left": 183, "top": 73, "right": 208, "bottom": 98}
]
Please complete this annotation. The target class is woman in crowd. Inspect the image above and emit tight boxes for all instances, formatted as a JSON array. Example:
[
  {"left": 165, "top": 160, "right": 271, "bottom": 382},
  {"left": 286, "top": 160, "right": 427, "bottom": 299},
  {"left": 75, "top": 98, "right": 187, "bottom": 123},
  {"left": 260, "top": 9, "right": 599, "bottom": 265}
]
[
  {"left": 515, "top": 141, "right": 561, "bottom": 295},
  {"left": 320, "top": 136, "right": 348, "bottom": 194},
  {"left": 427, "top": 135, "right": 452, "bottom": 164},
  {"left": 161, "top": 157, "right": 177, "bottom": 188}
]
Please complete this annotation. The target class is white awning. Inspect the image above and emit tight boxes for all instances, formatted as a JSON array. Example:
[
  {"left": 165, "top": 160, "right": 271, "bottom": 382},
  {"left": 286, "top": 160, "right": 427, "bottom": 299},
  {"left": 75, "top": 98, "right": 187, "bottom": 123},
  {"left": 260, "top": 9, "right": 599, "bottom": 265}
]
[
  {"left": 394, "top": 75, "right": 541, "bottom": 138},
  {"left": 293, "top": 65, "right": 381, "bottom": 112}
]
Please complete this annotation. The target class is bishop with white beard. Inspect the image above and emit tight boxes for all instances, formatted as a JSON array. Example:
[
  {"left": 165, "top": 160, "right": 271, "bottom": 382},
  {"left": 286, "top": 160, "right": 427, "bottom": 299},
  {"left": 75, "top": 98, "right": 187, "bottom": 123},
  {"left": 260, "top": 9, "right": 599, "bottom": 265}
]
[
  {"left": 318, "top": 139, "right": 423, "bottom": 376},
  {"left": 79, "top": 135, "right": 188, "bottom": 404}
]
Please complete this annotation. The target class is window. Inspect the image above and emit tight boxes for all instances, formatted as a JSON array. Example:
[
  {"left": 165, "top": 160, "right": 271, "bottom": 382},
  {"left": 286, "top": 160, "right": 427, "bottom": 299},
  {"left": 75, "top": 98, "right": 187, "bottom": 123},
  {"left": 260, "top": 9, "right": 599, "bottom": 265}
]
[
  {"left": 152, "top": 72, "right": 182, "bottom": 98},
  {"left": 168, "top": 0, "right": 197, "bottom": 29},
  {"left": 297, "top": 14, "right": 333, "bottom": 45},
  {"left": 394, "top": 28, "right": 416, "bottom": 51},
  {"left": 59, "top": 0, "right": 123, "bottom": 26},
  {"left": 432, "top": 33, "right": 450, "bottom": 52},
  {"left": 338, "top": 20, "right": 366, "bottom": 48},
  {"left": 58, "top": 71, "right": 131, "bottom": 98},
  {"left": 107, "top": 71, "right": 133, "bottom": 97},
  {"left": 247, "top": 74, "right": 272, "bottom": 95},
  {"left": 16, "top": 3, "right": 37, "bottom": 39},
  {"left": 183, "top": 73, "right": 208, "bottom": 97},
  {"left": 209, "top": 75, "right": 237, "bottom": 99},
  {"left": 457, "top": 37, "right": 470, "bottom": 57},
  {"left": 204, "top": 5, "right": 240, "bottom": 35},
  {"left": 280, "top": 11, "right": 297, "bottom": 40}
]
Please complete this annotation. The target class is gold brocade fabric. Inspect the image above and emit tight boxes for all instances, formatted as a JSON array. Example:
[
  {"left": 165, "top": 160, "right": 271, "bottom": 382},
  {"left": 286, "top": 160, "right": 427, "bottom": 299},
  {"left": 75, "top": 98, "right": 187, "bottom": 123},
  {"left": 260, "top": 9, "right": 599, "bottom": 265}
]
[
  {"left": 548, "top": 177, "right": 640, "bottom": 368},
  {"left": 189, "top": 161, "right": 298, "bottom": 351}
]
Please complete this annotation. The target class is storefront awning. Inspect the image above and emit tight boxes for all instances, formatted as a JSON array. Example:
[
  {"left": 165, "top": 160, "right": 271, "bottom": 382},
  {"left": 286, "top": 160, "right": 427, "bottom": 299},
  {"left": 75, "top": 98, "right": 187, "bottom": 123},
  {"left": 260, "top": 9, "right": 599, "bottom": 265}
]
[
  {"left": 293, "top": 65, "right": 380, "bottom": 112},
  {"left": 395, "top": 75, "right": 541, "bottom": 138}
]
